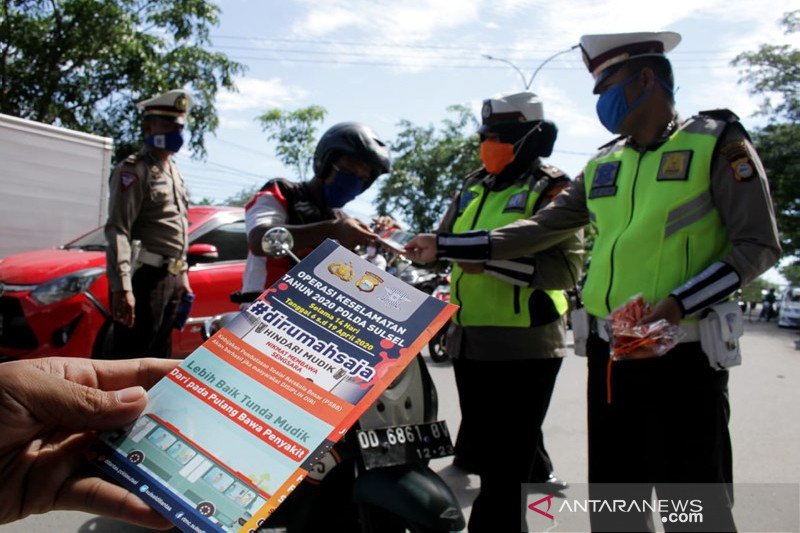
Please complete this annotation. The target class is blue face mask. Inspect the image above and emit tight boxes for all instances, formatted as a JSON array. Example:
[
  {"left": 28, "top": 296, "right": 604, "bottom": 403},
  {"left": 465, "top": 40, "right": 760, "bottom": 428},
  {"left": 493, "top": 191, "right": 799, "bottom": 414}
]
[
  {"left": 595, "top": 71, "right": 653, "bottom": 134},
  {"left": 324, "top": 169, "right": 365, "bottom": 208},
  {"left": 145, "top": 130, "right": 184, "bottom": 153}
]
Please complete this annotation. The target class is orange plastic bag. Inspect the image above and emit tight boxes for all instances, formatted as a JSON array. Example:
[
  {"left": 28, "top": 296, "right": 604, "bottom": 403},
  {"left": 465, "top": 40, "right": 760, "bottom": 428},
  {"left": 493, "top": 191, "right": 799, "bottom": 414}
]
[{"left": 607, "top": 295, "right": 685, "bottom": 361}]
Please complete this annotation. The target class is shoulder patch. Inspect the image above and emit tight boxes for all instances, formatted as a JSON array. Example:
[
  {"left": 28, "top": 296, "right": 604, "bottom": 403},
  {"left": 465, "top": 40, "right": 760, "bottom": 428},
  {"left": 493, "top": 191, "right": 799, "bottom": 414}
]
[
  {"left": 699, "top": 108, "right": 740, "bottom": 123},
  {"left": 720, "top": 140, "right": 755, "bottom": 181},
  {"left": 120, "top": 171, "right": 138, "bottom": 191}
]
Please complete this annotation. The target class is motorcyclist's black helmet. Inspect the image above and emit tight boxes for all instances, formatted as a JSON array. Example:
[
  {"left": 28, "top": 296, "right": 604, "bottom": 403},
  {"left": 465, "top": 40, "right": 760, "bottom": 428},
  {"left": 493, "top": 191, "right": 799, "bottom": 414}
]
[{"left": 313, "top": 122, "right": 391, "bottom": 187}]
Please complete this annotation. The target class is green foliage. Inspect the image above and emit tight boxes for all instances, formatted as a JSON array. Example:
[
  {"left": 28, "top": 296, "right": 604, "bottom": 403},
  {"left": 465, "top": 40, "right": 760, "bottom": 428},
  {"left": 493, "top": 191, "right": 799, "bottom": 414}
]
[
  {"left": 780, "top": 263, "right": 800, "bottom": 286},
  {"left": 194, "top": 196, "right": 217, "bottom": 206},
  {"left": 735, "top": 11, "right": 800, "bottom": 263},
  {"left": 732, "top": 10, "right": 799, "bottom": 122},
  {"left": 376, "top": 105, "right": 480, "bottom": 232},
  {"left": 256, "top": 105, "right": 327, "bottom": 180},
  {"left": 222, "top": 184, "right": 259, "bottom": 207},
  {"left": 741, "top": 276, "right": 776, "bottom": 303},
  {"left": 0, "top": 0, "right": 245, "bottom": 162},
  {"left": 752, "top": 123, "right": 800, "bottom": 257}
]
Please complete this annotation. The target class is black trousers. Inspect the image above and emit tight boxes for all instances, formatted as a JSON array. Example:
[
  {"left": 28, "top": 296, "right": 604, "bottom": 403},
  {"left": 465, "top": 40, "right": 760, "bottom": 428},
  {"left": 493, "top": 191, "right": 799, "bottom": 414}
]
[
  {"left": 586, "top": 332, "right": 736, "bottom": 532},
  {"left": 111, "top": 265, "right": 182, "bottom": 358},
  {"left": 452, "top": 357, "right": 563, "bottom": 533}
]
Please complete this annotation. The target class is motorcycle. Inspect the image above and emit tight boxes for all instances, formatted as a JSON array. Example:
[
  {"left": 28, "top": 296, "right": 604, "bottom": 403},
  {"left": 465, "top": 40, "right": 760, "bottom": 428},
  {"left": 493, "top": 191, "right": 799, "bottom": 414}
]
[
  {"left": 206, "top": 228, "right": 465, "bottom": 533},
  {"left": 393, "top": 258, "right": 440, "bottom": 294},
  {"left": 427, "top": 274, "right": 451, "bottom": 364}
]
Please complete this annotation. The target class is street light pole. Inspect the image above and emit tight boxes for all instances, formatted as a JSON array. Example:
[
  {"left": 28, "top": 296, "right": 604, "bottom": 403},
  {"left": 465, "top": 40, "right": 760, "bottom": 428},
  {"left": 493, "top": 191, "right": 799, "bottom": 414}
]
[{"left": 483, "top": 45, "right": 580, "bottom": 90}]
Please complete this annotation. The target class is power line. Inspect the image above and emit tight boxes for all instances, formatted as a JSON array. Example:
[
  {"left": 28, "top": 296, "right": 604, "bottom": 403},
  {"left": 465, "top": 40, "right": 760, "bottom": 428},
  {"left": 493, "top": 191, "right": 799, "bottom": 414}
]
[
  {"left": 211, "top": 34, "right": 735, "bottom": 56},
  {"left": 221, "top": 54, "right": 736, "bottom": 70}
]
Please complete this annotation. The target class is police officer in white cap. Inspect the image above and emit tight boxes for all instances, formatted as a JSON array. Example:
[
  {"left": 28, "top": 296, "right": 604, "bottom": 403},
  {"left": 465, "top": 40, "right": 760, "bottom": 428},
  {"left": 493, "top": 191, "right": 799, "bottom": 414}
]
[
  {"left": 406, "top": 32, "right": 780, "bottom": 531},
  {"left": 104, "top": 89, "right": 194, "bottom": 358},
  {"left": 436, "top": 91, "right": 582, "bottom": 532}
]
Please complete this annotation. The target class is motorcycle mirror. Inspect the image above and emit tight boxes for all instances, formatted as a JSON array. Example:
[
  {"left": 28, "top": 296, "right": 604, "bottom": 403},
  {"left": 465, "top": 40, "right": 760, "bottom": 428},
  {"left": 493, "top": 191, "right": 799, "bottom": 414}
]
[{"left": 262, "top": 227, "right": 301, "bottom": 263}]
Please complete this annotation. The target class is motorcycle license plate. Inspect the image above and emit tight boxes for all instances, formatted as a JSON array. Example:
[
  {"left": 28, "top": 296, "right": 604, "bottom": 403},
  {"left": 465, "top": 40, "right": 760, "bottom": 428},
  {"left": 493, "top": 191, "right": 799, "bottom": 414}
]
[{"left": 356, "top": 421, "right": 454, "bottom": 470}]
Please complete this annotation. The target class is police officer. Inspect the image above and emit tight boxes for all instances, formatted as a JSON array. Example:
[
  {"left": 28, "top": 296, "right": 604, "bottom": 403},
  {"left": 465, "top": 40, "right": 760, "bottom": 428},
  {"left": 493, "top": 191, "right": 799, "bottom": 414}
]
[
  {"left": 438, "top": 91, "right": 582, "bottom": 533},
  {"left": 235, "top": 122, "right": 390, "bottom": 303},
  {"left": 105, "top": 89, "right": 193, "bottom": 358},
  {"left": 407, "top": 31, "right": 780, "bottom": 531}
]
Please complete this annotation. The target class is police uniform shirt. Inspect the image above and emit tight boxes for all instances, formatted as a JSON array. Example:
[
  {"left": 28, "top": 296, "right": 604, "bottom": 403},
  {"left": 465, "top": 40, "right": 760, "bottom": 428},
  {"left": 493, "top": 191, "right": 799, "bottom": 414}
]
[
  {"left": 437, "top": 166, "right": 584, "bottom": 360},
  {"left": 439, "top": 119, "right": 781, "bottom": 316},
  {"left": 105, "top": 149, "right": 189, "bottom": 292}
]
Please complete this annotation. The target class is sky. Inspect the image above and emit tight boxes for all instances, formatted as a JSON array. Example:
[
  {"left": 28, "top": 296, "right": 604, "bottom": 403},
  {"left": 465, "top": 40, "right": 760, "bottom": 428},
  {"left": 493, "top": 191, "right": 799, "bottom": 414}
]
[{"left": 177, "top": 0, "right": 797, "bottom": 283}]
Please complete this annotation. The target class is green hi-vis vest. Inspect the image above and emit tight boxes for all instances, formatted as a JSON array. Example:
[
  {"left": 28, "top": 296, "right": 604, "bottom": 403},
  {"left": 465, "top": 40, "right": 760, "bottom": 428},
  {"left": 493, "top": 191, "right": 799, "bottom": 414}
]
[
  {"left": 450, "top": 168, "right": 569, "bottom": 327},
  {"left": 582, "top": 114, "right": 733, "bottom": 318}
]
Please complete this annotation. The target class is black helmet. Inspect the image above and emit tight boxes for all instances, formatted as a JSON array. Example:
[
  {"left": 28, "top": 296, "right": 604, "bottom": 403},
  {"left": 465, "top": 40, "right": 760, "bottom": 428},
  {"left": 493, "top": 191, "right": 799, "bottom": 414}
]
[{"left": 313, "top": 122, "right": 391, "bottom": 186}]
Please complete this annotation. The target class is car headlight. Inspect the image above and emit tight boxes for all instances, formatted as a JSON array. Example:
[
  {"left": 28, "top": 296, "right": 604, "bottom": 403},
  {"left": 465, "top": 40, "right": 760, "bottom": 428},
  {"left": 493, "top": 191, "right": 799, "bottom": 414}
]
[{"left": 30, "top": 267, "right": 105, "bottom": 305}]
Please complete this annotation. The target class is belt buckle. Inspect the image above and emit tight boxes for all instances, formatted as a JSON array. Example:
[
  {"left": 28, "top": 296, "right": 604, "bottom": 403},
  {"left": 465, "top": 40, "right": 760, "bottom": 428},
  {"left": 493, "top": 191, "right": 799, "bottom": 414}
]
[{"left": 168, "top": 258, "right": 184, "bottom": 275}]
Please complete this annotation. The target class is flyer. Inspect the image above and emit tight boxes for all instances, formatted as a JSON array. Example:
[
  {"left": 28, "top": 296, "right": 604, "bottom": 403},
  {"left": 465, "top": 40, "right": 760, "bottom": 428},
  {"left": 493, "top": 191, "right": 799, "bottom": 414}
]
[{"left": 92, "top": 239, "right": 456, "bottom": 533}]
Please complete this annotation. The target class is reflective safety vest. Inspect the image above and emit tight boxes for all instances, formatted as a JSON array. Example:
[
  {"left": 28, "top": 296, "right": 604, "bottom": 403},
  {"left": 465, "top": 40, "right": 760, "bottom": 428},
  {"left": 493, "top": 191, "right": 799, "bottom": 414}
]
[
  {"left": 451, "top": 168, "right": 569, "bottom": 327},
  {"left": 582, "top": 114, "right": 733, "bottom": 317}
]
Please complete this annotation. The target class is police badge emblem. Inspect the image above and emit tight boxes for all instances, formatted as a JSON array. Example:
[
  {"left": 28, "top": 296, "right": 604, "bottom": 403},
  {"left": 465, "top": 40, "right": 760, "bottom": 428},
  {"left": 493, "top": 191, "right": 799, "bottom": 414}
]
[
  {"left": 589, "top": 161, "right": 620, "bottom": 198},
  {"left": 657, "top": 151, "right": 692, "bottom": 181}
]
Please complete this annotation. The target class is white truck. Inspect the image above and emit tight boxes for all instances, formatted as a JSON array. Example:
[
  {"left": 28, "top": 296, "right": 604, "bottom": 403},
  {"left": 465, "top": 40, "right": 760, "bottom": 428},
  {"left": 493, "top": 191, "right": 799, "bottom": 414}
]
[{"left": 0, "top": 113, "right": 113, "bottom": 259}]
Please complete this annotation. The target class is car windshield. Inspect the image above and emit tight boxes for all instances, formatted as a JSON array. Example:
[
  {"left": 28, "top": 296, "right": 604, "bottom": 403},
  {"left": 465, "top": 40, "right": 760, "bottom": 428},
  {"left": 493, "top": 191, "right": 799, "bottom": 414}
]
[{"left": 63, "top": 227, "right": 107, "bottom": 251}]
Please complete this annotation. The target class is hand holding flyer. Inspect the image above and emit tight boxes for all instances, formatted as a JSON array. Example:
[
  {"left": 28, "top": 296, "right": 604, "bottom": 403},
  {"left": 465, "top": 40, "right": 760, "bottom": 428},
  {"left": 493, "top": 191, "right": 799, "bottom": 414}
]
[
  {"left": 92, "top": 239, "right": 456, "bottom": 533},
  {"left": 608, "top": 295, "right": 685, "bottom": 360}
]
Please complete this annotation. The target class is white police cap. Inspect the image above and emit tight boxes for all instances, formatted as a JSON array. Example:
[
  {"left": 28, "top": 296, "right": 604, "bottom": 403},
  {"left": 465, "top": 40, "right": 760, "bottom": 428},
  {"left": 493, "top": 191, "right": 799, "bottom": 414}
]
[
  {"left": 478, "top": 91, "right": 544, "bottom": 134},
  {"left": 136, "top": 89, "right": 192, "bottom": 124},
  {"left": 580, "top": 31, "right": 681, "bottom": 92}
]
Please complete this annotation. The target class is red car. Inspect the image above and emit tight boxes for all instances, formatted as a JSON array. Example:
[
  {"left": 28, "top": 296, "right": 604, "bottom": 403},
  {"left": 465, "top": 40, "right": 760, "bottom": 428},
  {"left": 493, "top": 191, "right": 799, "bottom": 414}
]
[{"left": 0, "top": 206, "right": 246, "bottom": 360}]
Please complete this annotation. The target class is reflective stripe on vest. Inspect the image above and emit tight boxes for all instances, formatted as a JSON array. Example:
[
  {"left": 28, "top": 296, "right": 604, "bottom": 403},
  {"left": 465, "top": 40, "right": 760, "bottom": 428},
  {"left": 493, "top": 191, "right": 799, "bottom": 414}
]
[
  {"left": 582, "top": 115, "right": 732, "bottom": 317},
  {"left": 451, "top": 175, "right": 568, "bottom": 327}
]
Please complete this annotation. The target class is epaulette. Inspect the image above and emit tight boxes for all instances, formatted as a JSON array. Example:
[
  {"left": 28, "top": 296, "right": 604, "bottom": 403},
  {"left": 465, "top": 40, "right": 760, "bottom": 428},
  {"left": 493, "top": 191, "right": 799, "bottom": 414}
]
[
  {"left": 538, "top": 164, "right": 566, "bottom": 179},
  {"left": 699, "top": 109, "right": 740, "bottom": 123},
  {"left": 597, "top": 135, "right": 625, "bottom": 151}
]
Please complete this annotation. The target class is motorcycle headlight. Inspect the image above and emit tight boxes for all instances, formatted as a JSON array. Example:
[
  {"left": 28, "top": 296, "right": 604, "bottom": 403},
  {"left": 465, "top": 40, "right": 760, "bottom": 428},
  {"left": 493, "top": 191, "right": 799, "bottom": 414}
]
[{"left": 30, "top": 267, "right": 105, "bottom": 305}]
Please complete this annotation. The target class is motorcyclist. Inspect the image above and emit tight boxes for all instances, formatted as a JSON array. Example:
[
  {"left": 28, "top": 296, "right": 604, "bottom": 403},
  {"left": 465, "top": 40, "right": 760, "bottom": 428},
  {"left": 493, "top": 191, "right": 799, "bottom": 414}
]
[
  {"left": 760, "top": 287, "right": 777, "bottom": 321},
  {"left": 234, "top": 122, "right": 391, "bottom": 305}
]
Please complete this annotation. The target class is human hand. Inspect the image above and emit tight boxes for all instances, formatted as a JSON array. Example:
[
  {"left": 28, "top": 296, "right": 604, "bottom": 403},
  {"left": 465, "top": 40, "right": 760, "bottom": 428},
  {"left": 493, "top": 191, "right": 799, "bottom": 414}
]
[
  {"left": 639, "top": 296, "right": 683, "bottom": 326},
  {"left": 331, "top": 215, "right": 378, "bottom": 249},
  {"left": 0, "top": 357, "right": 178, "bottom": 528},
  {"left": 112, "top": 290, "right": 135, "bottom": 327},
  {"left": 404, "top": 234, "right": 437, "bottom": 264},
  {"left": 457, "top": 262, "right": 485, "bottom": 274}
]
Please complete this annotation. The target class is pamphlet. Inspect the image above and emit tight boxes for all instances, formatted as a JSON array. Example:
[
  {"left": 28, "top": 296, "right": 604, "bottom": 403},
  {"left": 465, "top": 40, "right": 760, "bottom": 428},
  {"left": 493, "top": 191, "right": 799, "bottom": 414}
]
[{"left": 92, "top": 239, "right": 456, "bottom": 532}]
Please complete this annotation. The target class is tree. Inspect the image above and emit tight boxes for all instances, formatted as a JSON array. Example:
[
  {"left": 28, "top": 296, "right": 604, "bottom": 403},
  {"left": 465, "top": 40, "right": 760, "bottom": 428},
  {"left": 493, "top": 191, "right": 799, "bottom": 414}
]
[
  {"left": 733, "top": 11, "right": 799, "bottom": 123},
  {"left": 780, "top": 263, "right": 800, "bottom": 286},
  {"left": 222, "top": 184, "right": 259, "bottom": 207},
  {"left": 376, "top": 105, "right": 480, "bottom": 232},
  {"left": 733, "top": 11, "right": 800, "bottom": 260},
  {"left": 0, "top": 0, "right": 244, "bottom": 162},
  {"left": 256, "top": 105, "right": 327, "bottom": 181}
]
